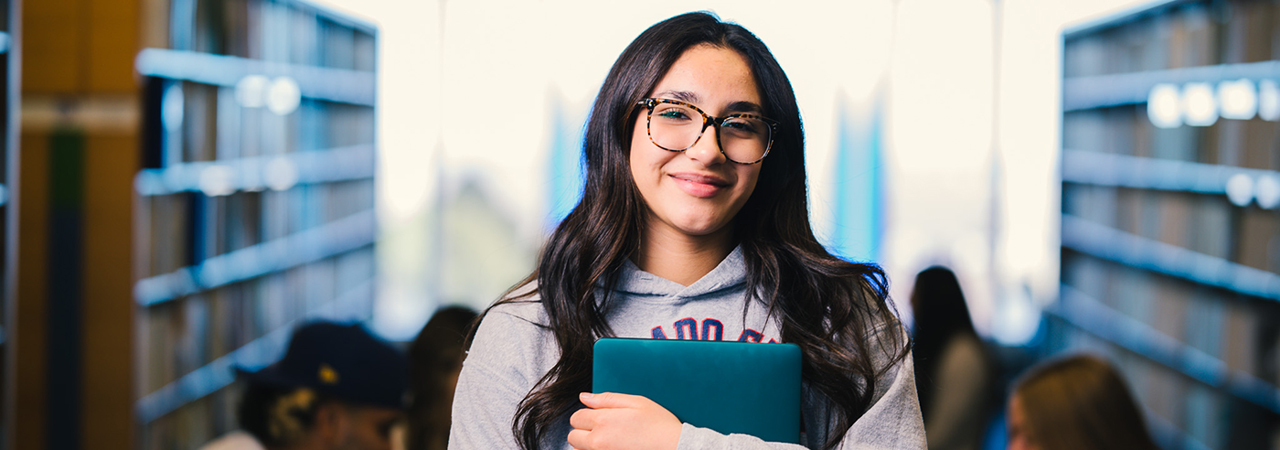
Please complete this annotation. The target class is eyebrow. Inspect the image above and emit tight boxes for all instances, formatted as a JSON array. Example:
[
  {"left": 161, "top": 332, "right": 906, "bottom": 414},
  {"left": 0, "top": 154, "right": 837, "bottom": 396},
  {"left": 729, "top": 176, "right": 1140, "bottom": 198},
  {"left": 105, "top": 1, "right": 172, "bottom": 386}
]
[
  {"left": 725, "top": 101, "right": 763, "bottom": 114},
  {"left": 654, "top": 90, "right": 700, "bottom": 104},
  {"left": 653, "top": 90, "right": 764, "bottom": 115}
]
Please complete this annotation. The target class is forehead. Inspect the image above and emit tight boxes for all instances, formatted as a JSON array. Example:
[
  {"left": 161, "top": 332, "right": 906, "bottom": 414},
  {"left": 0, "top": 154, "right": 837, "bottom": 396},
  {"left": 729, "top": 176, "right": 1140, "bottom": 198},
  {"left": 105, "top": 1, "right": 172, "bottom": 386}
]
[{"left": 650, "top": 45, "right": 761, "bottom": 107}]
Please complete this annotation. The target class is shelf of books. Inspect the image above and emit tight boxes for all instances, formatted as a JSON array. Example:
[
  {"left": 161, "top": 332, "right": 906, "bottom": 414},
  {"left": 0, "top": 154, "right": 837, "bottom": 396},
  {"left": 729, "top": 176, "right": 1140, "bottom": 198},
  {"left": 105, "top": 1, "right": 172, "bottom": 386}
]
[
  {"left": 133, "top": 1, "right": 377, "bottom": 448},
  {"left": 1055, "top": 1, "right": 1280, "bottom": 449}
]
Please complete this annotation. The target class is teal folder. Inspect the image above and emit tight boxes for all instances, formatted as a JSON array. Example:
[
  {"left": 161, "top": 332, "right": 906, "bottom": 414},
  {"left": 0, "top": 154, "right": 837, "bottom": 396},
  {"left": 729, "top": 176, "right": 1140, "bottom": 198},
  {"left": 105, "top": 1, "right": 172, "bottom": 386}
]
[{"left": 592, "top": 338, "right": 801, "bottom": 444}]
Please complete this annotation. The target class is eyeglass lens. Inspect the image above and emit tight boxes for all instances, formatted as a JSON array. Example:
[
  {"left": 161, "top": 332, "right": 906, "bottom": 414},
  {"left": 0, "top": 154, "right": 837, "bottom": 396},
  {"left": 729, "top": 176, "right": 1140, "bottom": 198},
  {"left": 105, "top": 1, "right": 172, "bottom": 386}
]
[{"left": 649, "top": 102, "right": 771, "bottom": 163}]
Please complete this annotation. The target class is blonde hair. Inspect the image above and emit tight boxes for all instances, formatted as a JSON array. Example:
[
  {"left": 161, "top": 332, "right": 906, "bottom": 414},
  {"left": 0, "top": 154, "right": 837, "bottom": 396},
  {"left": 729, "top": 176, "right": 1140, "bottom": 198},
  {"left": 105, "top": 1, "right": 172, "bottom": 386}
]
[{"left": 1013, "top": 355, "right": 1158, "bottom": 450}]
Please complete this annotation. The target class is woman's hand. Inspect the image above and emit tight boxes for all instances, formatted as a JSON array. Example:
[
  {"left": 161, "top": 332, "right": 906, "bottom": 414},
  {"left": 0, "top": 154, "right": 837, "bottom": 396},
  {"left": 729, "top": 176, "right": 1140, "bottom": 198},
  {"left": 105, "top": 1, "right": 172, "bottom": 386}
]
[{"left": 568, "top": 392, "right": 682, "bottom": 450}]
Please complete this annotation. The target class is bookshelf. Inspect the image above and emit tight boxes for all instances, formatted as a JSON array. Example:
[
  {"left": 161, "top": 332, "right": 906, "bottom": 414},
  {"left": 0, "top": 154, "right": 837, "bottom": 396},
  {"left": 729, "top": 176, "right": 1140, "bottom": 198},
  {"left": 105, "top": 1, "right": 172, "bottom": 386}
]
[
  {"left": 1057, "top": 1, "right": 1280, "bottom": 449},
  {"left": 133, "top": 1, "right": 377, "bottom": 448}
]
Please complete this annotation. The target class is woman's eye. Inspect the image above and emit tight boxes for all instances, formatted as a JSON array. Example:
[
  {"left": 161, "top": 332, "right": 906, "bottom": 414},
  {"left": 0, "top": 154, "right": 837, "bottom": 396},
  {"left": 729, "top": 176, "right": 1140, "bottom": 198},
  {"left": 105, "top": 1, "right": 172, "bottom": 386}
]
[
  {"left": 656, "top": 109, "right": 691, "bottom": 121},
  {"left": 723, "top": 120, "right": 762, "bottom": 136}
]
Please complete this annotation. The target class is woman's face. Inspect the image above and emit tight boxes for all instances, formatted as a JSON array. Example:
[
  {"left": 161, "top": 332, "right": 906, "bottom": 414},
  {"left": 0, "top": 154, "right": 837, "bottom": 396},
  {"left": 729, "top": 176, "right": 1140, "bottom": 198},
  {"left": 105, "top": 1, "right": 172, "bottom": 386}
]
[
  {"left": 629, "top": 44, "right": 764, "bottom": 241},
  {"left": 1006, "top": 393, "right": 1040, "bottom": 450}
]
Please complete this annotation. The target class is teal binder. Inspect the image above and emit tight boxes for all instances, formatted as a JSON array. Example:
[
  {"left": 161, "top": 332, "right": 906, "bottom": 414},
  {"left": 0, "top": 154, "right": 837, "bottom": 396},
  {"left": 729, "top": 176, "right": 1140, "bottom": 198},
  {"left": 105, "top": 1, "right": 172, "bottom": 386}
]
[{"left": 592, "top": 338, "right": 802, "bottom": 444}]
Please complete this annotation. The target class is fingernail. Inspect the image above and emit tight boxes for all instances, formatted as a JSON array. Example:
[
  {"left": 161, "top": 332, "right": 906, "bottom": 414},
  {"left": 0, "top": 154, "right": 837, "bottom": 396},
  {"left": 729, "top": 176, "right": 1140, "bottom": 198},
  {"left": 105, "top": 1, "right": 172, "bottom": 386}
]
[{"left": 580, "top": 392, "right": 594, "bottom": 400}]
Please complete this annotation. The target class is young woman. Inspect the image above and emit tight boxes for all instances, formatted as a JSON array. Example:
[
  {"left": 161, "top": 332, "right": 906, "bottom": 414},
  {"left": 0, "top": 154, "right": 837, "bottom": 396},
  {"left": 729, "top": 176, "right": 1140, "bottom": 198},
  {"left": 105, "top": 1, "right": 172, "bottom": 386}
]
[
  {"left": 450, "top": 12, "right": 923, "bottom": 450},
  {"left": 1006, "top": 355, "right": 1159, "bottom": 450},
  {"left": 910, "top": 266, "right": 994, "bottom": 450}
]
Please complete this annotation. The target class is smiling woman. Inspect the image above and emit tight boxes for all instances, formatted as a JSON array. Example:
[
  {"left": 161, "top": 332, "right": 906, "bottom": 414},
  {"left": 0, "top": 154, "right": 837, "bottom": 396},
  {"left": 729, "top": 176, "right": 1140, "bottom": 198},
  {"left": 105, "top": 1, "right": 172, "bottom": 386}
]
[
  {"left": 448, "top": 11, "right": 923, "bottom": 450},
  {"left": 627, "top": 45, "right": 765, "bottom": 285}
]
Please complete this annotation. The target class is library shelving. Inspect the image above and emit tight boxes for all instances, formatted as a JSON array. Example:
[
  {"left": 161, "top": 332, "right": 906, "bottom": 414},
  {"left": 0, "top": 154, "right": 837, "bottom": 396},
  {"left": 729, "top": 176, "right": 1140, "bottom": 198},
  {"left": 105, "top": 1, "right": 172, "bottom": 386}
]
[
  {"left": 133, "top": 1, "right": 378, "bottom": 448},
  {"left": 1055, "top": 1, "right": 1280, "bottom": 449}
]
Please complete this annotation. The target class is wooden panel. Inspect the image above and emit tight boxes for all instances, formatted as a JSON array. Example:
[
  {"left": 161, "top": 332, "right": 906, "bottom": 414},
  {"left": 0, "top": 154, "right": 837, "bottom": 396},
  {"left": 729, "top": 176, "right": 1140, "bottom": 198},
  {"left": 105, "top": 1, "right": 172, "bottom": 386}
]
[
  {"left": 88, "top": 0, "right": 139, "bottom": 92},
  {"left": 81, "top": 133, "right": 135, "bottom": 449},
  {"left": 14, "top": 132, "right": 48, "bottom": 450},
  {"left": 24, "top": 0, "right": 142, "bottom": 94},
  {"left": 22, "top": 0, "right": 82, "bottom": 93}
]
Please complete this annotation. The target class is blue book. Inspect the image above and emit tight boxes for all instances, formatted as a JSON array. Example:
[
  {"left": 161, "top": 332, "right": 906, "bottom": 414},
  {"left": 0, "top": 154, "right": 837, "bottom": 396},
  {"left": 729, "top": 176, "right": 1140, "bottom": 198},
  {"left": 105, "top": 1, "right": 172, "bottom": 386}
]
[{"left": 592, "top": 338, "right": 802, "bottom": 444}]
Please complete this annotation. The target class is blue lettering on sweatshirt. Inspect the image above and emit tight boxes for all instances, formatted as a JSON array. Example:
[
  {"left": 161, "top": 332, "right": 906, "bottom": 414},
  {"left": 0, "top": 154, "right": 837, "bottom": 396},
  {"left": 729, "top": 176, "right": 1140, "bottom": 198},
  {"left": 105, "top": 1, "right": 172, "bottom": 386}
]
[
  {"left": 737, "top": 329, "right": 763, "bottom": 343},
  {"left": 674, "top": 317, "right": 698, "bottom": 340},
  {"left": 648, "top": 318, "right": 771, "bottom": 342},
  {"left": 702, "top": 319, "right": 723, "bottom": 341},
  {"left": 651, "top": 326, "right": 667, "bottom": 339}
]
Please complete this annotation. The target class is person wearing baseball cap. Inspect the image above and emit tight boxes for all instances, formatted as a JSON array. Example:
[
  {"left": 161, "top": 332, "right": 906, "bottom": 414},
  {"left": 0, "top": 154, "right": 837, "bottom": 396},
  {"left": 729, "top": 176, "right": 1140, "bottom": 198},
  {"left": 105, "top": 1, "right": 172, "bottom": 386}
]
[{"left": 200, "top": 321, "right": 409, "bottom": 450}]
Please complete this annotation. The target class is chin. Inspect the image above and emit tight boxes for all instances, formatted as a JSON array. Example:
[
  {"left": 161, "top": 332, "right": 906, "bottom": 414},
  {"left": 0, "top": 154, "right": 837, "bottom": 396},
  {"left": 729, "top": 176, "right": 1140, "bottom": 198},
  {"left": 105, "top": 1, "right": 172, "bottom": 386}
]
[{"left": 670, "top": 216, "right": 732, "bottom": 237}]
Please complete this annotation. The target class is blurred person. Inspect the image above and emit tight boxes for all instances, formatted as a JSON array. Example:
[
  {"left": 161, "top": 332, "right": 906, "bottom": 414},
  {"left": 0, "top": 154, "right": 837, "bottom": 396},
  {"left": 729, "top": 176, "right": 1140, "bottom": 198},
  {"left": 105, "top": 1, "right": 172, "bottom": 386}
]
[
  {"left": 1006, "top": 354, "right": 1158, "bottom": 450},
  {"left": 407, "top": 306, "right": 478, "bottom": 450},
  {"left": 199, "top": 321, "right": 408, "bottom": 450},
  {"left": 910, "top": 266, "right": 994, "bottom": 450},
  {"left": 451, "top": 11, "right": 921, "bottom": 450}
]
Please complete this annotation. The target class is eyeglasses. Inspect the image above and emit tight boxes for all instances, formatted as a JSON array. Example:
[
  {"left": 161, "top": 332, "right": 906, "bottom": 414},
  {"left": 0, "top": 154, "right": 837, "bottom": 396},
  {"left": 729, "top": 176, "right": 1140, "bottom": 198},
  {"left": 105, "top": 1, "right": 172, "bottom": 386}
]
[{"left": 637, "top": 98, "right": 778, "bottom": 165}]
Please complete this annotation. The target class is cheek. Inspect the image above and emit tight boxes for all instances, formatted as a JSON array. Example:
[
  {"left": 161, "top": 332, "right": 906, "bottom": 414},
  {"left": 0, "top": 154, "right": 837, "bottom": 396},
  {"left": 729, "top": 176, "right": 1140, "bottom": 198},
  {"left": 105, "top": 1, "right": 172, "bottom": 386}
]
[
  {"left": 629, "top": 123, "right": 651, "bottom": 182},
  {"left": 629, "top": 134, "right": 671, "bottom": 192},
  {"left": 630, "top": 115, "right": 653, "bottom": 165},
  {"left": 736, "top": 165, "right": 762, "bottom": 199},
  {"left": 628, "top": 147, "right": 649, "bottom": 195},
  {"left": 631, "top": 118, "right": 649, "bottom": 151}
]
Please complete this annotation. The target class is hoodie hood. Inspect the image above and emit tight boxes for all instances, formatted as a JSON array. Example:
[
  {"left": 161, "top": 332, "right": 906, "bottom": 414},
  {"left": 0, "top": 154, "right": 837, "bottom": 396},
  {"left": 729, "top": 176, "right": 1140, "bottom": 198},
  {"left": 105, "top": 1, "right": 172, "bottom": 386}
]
[{"left": 610, "top": 246, "right": 747, "bottom": 300}]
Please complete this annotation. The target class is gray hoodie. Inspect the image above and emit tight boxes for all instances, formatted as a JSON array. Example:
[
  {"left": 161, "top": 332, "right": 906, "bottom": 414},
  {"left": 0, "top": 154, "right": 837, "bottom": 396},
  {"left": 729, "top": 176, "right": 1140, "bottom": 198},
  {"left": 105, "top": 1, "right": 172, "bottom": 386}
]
[{"left": 448, "top": 247, "right": 926, "bottom": 449}]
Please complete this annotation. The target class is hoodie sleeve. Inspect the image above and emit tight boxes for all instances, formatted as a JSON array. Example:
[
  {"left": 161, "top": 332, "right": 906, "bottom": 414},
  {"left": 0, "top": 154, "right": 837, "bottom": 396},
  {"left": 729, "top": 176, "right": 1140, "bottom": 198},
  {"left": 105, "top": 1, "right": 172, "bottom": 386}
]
[
  {"left": 448, "top": 304, "right": 553, "bottom": 450},
  {"left": 676, "top": 325, "right": 926, "bottom": 450},
  {"left": 834, "top": 347, "right": 926, "bottom": 450},
  {"left": 675, "top": 423, "right": 810, "bottom": 449}
]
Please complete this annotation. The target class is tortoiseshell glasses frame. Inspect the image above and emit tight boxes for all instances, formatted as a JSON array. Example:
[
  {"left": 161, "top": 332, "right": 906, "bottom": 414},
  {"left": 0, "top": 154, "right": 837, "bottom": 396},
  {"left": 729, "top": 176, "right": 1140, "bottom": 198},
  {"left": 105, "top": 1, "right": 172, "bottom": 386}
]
[{"left": 637, "top": 98, "right": 779, "bottom": 165}]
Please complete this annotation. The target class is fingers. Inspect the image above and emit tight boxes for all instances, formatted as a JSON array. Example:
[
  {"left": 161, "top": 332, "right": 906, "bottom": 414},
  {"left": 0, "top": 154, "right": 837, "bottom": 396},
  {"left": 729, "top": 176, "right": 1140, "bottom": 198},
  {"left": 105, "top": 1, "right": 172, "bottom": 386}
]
[
  {"left": 569, "top": 407, "right": 597, "bottom": 431},
  {"left": 579, "top": 391, "right": 647, "bottom": 409},
  {"left": 569, "top": 394, "right": 682, "bottom": 450},
  {"left": 566, "top": 428, "right": 591, "bottom": 450}
]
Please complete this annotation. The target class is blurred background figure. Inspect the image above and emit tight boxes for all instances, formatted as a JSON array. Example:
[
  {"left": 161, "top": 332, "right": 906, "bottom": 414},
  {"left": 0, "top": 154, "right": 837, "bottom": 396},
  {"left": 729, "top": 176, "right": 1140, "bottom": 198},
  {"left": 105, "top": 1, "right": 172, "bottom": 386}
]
[
  {"left": 200, "top": 321, "right": 408, "bottom": 450},
  {"left": 1006, "top": 355, "right": 1159, "bottom": 450},
  {"left": 910, "top": 266, "right": 995, "bottom": 450},
  {"left": 405, "top": 306, "right": 478, "bottom": 450}
]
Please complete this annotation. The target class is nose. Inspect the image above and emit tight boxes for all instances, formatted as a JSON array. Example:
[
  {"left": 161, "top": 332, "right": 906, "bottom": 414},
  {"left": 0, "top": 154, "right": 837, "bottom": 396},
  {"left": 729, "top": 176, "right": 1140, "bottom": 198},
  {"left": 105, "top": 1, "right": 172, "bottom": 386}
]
[{"left": 686, "top": 123, "right": 727, "bottom": 166}]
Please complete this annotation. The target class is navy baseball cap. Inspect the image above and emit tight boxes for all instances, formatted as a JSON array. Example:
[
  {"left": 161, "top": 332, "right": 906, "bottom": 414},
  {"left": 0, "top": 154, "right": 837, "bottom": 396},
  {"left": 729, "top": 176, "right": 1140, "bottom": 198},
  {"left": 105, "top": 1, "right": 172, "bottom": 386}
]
[{"left": 238, "top": 321, "right": 408, "bottom": 409}]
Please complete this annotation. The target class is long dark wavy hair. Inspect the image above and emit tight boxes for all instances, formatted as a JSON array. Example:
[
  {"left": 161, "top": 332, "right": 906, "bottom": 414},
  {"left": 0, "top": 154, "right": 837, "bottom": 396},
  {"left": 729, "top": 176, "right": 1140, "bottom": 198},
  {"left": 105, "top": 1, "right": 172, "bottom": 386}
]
[{"left": 478, "top": 12, "right": 909, "bottom": 449}]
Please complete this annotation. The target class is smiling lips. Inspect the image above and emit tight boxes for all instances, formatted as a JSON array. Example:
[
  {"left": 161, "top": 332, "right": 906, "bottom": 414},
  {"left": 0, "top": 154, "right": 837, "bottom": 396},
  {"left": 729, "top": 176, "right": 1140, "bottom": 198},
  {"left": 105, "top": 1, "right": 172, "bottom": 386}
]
[{"left": 670, "top": 172, "right": 730, "bottom": 198}]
